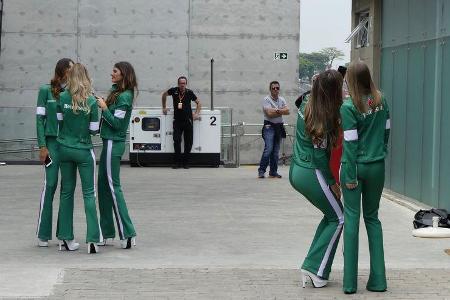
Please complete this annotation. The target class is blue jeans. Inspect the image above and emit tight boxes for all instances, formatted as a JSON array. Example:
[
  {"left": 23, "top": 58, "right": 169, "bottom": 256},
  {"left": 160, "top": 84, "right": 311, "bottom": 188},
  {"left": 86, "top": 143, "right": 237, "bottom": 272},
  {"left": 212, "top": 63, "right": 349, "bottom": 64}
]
[{"left": 258, "top": 124, "right": 281, "bottom": 176}]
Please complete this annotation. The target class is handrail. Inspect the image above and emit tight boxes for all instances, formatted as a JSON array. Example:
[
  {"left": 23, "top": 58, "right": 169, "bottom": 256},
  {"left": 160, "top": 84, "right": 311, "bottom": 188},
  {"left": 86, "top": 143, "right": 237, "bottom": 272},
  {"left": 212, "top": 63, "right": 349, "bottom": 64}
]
[
  {"left": 0, "top": 141, "right": 123, "bottom": 154},
  {"left": 0, "top": 117, "right": 295, "bottom": 167},
  {"left": 0, "top": 107, "right": 234, "bottom": 144},
  {"left": 0, "top": 122, "right": 294, "bottom": 145},
  {"left": 0, "top": 138, "right": 39, "bottom": 144}
]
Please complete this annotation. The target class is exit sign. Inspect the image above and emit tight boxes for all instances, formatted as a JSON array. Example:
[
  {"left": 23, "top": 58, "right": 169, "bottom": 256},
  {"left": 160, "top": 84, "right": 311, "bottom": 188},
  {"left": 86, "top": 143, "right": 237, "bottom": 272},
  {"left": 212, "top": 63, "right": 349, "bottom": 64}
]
[{"left": 274, "top": 52, "right": 288, "bottom": 60}]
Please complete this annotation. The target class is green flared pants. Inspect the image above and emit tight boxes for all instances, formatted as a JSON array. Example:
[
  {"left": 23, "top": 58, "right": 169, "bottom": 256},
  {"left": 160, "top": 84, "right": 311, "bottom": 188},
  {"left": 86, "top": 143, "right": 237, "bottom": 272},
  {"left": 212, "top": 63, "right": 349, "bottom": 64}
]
[
  {"left": 341, "top": 160, "right": 387, "bottom": 293},
  {"left": 289, "top": 164, "right": 344, "bottom": 280},
  {"left": 98, "top": 139, "right": 136, "bottom": 240},
  {"left": 36, "top": 137, "right": 59, "bottom": 240},
  {"left": 56, "top": 144, "right": 101, "bottom": 243}
]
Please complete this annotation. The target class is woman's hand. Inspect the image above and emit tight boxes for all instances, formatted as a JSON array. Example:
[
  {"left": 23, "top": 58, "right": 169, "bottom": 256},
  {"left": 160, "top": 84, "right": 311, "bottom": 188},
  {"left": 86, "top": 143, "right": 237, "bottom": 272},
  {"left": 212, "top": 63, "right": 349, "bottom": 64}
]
[
  {"left": 96, "top": 96, "right": 107, "bottom": 110},
  {"left": 330, "top": 183, "right": 341, "bottom": 200},
  {"left": 345, "top": 183, "right": 358, "bottom": 190},
  {"left": 39, "top": 147, "right": 49, "bottom": 164}
]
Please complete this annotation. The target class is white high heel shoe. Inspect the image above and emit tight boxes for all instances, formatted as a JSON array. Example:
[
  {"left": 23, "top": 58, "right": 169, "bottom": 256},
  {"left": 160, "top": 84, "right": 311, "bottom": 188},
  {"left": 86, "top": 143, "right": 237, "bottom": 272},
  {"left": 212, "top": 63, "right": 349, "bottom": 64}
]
[
  {"left": 120, "top": 237, "right": 136, "bottom": 249},
  {"left": 88, "top": 242, "right": 99, "bottom": 254},
  {"left": 58, "top": 240, "right": 80, "bottom": 251},
  {"left": 301, "top": 269, "right": 328, "bottom": 288},
  {"left": 38, "top": 238, "right": 48, "bottom": 247}
]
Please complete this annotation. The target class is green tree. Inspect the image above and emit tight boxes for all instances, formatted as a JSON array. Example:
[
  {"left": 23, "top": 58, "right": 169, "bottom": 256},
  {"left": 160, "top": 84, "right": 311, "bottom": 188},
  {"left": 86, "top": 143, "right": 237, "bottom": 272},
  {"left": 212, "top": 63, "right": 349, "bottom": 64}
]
[
  {"left": 299, "top": 52, "right": 328, "bottom": 80},
  {"left": 299, "top": 56, "right": 314, "bottom": 80},
  {"left": 319, "top": 47, "right": 345, "bottom": 69}
]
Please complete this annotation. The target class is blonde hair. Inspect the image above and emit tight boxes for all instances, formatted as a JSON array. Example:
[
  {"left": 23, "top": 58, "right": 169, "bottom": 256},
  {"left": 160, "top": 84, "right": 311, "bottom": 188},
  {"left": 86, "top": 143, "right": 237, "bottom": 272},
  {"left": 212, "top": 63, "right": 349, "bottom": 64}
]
[
  {"left": 346, "top": 61, "right": 381, "bottom": 113},
  {"left": 66, "top": 63, "right": 92, "bottom": 114}
]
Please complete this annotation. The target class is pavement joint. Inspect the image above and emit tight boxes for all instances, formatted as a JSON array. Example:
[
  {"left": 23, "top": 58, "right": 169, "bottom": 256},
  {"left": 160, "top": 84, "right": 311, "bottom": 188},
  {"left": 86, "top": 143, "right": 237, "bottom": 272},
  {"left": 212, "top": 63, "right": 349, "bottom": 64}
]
[{"left": 1, "top": 166, "right": 449, "bottom": 299}]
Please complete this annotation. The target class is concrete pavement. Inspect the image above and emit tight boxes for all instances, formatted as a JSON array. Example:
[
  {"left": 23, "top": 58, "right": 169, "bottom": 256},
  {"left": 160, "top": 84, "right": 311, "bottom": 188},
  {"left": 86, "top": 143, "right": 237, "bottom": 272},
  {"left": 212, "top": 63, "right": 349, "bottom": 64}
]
[{"left": 0, "top": 165, "right": 449, "bottom": 299}]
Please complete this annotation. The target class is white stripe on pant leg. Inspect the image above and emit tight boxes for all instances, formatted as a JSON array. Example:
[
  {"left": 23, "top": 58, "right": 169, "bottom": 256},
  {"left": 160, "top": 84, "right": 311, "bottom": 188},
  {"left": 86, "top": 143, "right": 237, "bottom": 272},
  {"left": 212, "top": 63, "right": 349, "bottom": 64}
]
[
  {"left": 106, "top": 140, "right": 124, "bottom": 240},
  {"left": 315, "top": 169, "right": 344, "bottom": 277},
  {"left": 90, "top": 149, "right": 103, "bottom": 243},
  {"left": 36, "top": 166, "right": 47, "bottom": 236},
  {"left": 90, "top": 149, "right": 97, "bottom": 194}
]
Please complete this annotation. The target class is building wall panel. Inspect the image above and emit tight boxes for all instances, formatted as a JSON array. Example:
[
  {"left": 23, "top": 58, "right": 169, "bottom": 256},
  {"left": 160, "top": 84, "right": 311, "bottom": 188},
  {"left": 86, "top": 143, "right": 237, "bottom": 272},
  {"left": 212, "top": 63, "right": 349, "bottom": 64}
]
[
  {"left": 381, "top": 0, "right": 449, "bottom": 209},
  {"left": 438, "top": 38, "right": 450, "bottom": 208},
  {"left": 403, "top": 44, "right": 424, "bottom": 200},
  {"left": 420, "top": 40, "right": 438, "bottom": 207}
]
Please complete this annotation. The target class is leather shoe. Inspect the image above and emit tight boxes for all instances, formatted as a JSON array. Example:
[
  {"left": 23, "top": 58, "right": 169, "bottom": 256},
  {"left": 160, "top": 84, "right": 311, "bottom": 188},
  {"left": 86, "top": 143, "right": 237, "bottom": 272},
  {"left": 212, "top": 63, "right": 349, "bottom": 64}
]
[{"left": 269, "top": 174, "right": 282, "bottom": 178}]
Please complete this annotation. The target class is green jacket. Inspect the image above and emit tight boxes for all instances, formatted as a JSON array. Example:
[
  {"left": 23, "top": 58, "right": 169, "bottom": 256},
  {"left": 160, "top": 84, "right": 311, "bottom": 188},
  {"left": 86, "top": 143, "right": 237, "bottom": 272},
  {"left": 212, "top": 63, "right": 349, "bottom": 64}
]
[
  {"left": 57, "top": 90, "right": 99, "bottom": 149},
  {"left": 36, "top": 84, "right": 59, "bottom": 147},
  {"left": 340, "top": 96, "right": 390, "bottom": 184},
  {"left": 292, "top": 98, "right": 336, "bottom": 186},
  {"left": 100, "top": 86, "right": 133, "bottom": 141}
]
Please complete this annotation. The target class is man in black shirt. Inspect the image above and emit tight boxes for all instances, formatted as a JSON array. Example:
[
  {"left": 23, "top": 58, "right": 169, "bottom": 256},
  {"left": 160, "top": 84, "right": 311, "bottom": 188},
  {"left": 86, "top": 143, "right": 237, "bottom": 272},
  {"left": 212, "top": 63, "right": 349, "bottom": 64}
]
[{"left": 162, "top": 76, "right": 201, "bottom": 168}]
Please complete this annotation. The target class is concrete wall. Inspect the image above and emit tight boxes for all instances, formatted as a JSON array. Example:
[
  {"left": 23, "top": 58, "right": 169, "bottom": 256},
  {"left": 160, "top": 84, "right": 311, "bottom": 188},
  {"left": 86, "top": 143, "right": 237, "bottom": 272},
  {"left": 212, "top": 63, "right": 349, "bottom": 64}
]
[
  {"left": 350, "top": 0, "right": 381, "bottom": 85},
  {"left": 0, "top": 0, "right": 300, "bottom": 164}
]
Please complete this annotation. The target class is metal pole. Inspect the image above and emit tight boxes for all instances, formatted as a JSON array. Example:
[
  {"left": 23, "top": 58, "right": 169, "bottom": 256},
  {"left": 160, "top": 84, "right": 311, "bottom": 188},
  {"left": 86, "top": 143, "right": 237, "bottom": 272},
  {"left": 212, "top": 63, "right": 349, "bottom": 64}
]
[
  {"left": 210, "top": 58, "right": 214, "bottom": 111},
  {"left": 0, "top": 0, "right": 3, "bottom": 57},
  {"left": 230, "top": 108, "right": 233, "bottom": 164}
]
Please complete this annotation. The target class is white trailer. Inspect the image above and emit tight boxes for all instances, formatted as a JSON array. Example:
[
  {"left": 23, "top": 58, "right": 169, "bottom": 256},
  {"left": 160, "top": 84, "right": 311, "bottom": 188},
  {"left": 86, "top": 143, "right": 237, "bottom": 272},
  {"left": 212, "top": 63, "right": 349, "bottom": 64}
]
[{"left": 129, "top": 108, "right": 221, "bottom": 167}]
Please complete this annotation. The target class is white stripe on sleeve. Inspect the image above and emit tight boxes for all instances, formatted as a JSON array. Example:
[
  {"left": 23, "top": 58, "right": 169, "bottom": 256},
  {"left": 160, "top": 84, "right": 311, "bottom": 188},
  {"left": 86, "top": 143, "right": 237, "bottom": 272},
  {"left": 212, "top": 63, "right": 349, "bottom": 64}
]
[
  {"left": 386, "top": 119, "right": 391, "bottom": 129},
  {"left": 36, "top": 107, "right": 46, "bottom": 116},
  {"left": 114, "top": 110, "right": 126, "bottom": 119},
  {"left": 344, "top": 129, "right": 358, "bottom": 141},
  {"left": 89, "top": 121, "right": 100, "bottom": 131},
  {"left": 56, "top": 113, "right": 63, "bottom": 121}
]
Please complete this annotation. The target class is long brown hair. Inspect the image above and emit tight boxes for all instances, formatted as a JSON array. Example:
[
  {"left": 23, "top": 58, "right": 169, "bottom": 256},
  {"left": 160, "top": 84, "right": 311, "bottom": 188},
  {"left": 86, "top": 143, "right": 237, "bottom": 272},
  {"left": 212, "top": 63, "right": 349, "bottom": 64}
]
[
  {"left": 66, "top": 63, "right": 92, "bottom": 114},
  {"left": 50, "top": 58, "right": 74, "bottom": 99},
  {"left": 304, "top": 70, "right": 343, "bottom": 149},
  {"left": 346, "top": 61, "right": 381, "bottom": 113},
  {"left": 106, "top": 61, "right": 138, "bottom": 106}
]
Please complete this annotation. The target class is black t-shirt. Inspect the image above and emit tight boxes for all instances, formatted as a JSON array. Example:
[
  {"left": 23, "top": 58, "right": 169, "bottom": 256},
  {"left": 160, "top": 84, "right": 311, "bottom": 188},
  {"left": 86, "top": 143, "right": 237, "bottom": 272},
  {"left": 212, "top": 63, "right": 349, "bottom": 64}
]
[{"left": 167, "top": 87, "right": 198, "bottom": 121}]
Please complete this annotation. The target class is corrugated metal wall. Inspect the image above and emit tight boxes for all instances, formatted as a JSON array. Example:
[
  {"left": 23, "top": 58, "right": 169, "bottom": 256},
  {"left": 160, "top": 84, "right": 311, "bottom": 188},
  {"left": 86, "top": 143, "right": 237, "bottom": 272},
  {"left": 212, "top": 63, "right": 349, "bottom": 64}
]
[{"left": 381, "top": 0, "right": 450, "bottom": 209}]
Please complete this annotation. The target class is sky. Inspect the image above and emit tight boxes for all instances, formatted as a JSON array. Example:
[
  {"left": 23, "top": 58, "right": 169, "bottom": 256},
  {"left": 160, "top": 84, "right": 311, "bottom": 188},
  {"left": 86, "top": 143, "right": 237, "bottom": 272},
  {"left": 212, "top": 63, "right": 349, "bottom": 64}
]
[{"left": 300, "top": 0, "right": 351, "bottom": 68}]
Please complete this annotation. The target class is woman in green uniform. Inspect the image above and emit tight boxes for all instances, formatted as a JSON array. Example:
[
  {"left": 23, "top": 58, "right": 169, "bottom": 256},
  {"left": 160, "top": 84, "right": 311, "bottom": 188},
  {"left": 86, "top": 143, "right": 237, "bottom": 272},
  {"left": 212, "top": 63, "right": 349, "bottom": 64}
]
[
  {"left": 56, "top": 63, "right": 102, "bottom": 254},
  {"left": 96, "top": 62, "right": 137, "bottom": 249},
  {"left": 340, "top": 61, "right": 390, "bottom": 294},
  {"left": 36, "top": 58, "right": 74, "bottom": 247},
  {"left": 289, "top": 70, "right": 344, "bottom": 288}
]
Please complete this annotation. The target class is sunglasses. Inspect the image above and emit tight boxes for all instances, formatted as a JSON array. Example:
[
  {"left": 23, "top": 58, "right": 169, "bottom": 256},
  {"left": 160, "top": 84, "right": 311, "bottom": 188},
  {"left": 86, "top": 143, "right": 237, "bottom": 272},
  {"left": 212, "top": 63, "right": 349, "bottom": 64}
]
[{"left": 271, "top": 86, "right": 280, "bottom": 90}]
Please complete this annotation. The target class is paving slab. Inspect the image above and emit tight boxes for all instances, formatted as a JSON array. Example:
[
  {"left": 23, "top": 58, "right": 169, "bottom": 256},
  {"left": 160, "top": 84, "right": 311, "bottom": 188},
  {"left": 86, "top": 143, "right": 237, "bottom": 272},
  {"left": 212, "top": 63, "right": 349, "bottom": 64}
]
[{"left": 0, "top": 165, "right": 449, "bottom": 299}]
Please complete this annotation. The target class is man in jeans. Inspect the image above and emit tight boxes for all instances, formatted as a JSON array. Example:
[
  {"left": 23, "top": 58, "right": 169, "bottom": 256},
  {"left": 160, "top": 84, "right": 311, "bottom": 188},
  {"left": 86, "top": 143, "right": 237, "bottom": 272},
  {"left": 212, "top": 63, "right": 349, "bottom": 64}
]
[{"left": 258, "top": 81, "right": 290, "bottom": 178}]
